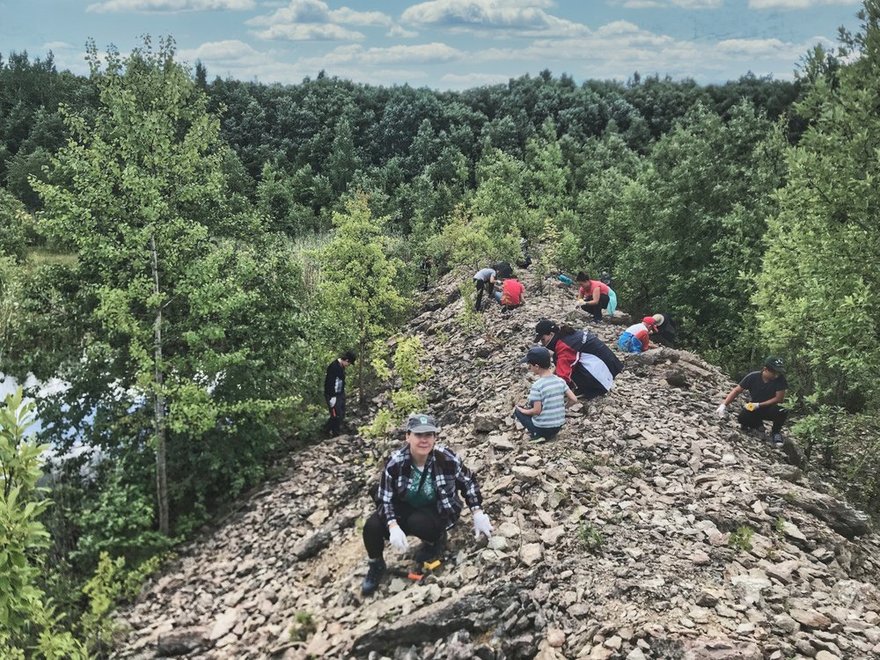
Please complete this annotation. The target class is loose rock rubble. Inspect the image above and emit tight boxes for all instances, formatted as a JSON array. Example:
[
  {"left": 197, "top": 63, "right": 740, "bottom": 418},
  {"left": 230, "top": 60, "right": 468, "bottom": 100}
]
[{"left": 113, "top": 270, "right": 880, "bottom": 660}]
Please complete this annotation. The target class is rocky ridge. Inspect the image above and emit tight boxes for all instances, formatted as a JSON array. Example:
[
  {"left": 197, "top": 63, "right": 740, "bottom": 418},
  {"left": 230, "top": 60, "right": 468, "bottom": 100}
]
[{"left": 114, "top": 270, "right": 880, "bottom": 660}]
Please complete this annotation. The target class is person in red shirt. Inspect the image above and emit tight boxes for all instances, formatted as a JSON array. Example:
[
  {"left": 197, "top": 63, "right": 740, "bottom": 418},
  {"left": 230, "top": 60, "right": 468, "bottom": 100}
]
[
  {"left": 576, "top": 272, "right": 611, "bottom": 322},
  {"left": 494, "top": 273, "right": 525, "bottom": 311}
]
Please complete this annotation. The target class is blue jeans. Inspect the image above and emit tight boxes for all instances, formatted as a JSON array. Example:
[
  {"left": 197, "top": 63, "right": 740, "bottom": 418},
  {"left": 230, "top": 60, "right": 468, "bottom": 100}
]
[
  {"left": 514, "top": 408, "right": 561, "bottom": 440},
  {"left": 618, "top": 332, "right": 643, "bottom": 353}
]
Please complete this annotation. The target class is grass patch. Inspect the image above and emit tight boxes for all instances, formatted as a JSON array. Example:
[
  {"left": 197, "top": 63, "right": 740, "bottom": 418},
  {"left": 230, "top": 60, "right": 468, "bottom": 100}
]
[
  {"left": 578, "top": 522, "right": 603, "bottom": 553},
  {"left": 728, "top": 525, "right": 754, "bottom": 552}
]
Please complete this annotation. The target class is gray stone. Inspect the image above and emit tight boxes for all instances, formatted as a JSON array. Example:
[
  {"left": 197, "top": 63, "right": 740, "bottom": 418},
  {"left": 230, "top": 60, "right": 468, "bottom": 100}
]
[{"left": 156, "top": 627, "right": 209, "bottom": 656}]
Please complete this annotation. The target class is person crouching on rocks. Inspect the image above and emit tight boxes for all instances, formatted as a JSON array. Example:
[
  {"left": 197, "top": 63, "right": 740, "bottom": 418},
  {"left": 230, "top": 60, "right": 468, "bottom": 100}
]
[
  {"left": 361, "top": 413, "right": 493, "bottom": 596},
  {"left": 493, "top": 270, "right": 525, "bottom": 311},
  {"left": 618, "top": 316, "right": 659, "bottom": 354},
  {"left": 534, "top": 319, "right": 623, "bottom": 400},
  {"left": 716, "top": 356, "right": 789, "bottom": 447},
  {"left": 514, "top": 346, "right": 577, "bottom": 441}
]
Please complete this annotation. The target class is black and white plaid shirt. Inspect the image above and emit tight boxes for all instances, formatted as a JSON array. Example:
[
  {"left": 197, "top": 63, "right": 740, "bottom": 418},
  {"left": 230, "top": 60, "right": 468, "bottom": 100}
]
[{"left": 376, "top": 444, "right": 483, "bottom": 528}]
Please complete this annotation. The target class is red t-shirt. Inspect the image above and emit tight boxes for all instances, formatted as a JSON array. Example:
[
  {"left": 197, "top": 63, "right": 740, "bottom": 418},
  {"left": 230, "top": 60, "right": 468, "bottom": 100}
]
[
  {"left": 579, "top": 280, "right": 610, "bottom": 300},
  {"left": 501, "top": 279, "right": 524, "bottom": 305}
]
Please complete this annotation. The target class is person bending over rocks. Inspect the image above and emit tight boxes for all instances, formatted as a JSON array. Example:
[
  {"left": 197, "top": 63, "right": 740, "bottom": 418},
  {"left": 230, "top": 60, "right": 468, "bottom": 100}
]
[
  {"left": 534, "top": 320, "right": 623, "bottom": 399},
  {"left": 514, "top": 346, "right": 577, "bottom": 441},
  {"left": 618, "top": 316, "right": 659, "bottom": 353},
  {"left": 472, "top": 266, "right": 497, "bottom": 312},
  {"left": 361, "top": 413, "right": 493, "bottom": 596},
  {"left": 717, "top": 356, "right": 788, "bottom": 447}
]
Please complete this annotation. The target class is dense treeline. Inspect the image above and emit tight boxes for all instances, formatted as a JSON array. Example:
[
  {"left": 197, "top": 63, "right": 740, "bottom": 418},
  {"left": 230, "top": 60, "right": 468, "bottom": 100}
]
[{"left": 1, "top": 3, "right": 879, "bottom": 654}]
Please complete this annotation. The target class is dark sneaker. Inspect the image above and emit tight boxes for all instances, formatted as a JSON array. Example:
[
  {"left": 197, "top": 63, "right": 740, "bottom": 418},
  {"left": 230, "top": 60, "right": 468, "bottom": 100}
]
[
  {"left": 771, "top": 433, "right": 784, "bottom": 447},
  {"left": 415, "top": 533, "right": 447, "bottom": 564},
  {"left": 361, "top": 559, "right": 386, "bottom": 596}
]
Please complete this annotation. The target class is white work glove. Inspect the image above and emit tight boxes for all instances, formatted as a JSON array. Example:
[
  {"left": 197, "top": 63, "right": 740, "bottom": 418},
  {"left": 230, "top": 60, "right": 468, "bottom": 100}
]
[
  {"left": 388, "top": 524, "right": 409, "bottom": 552},
  {"left": 473, "top": 511, "right": 493, "bottom": 540},
  {"left": 329, "top": 396, "right": 337, "bottom": 407},
  {"left": 715, "top": 404, "right": 727, "bottom": 418},
  {"left": 744, "top": 402, "right": 760, "bottom": 412}
]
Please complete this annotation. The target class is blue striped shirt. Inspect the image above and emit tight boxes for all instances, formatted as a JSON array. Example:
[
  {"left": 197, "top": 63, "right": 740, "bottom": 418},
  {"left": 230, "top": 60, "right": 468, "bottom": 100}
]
[{"left": 529, "top": 375, "right": 568, "bottom": 428}]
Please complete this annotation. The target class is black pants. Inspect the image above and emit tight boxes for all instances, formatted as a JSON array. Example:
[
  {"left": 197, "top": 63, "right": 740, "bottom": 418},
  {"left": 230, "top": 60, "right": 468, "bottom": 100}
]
[
  {"left": 570, "top": 366, "right": 608, "bottom": 400},
  {"left": 363, "top": 502, "right": 446, "bottom": 560},
  {"left": 739, "top": 405, "right": 787, "bottom": 434},
  {"left": 474, "top": 279, "right": 494, "bottom": 311},
  {"left": 581, "top": 294, "right": 610, "bottom": 321},
  {"left": 326, "top": 391, "right": 345, "bottom": 436}
]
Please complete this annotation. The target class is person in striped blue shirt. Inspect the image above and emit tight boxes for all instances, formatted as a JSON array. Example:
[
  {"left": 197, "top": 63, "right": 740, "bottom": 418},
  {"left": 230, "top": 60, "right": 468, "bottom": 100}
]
[{"left": 514, "top": 346, "right": 577, "bottom": 441}]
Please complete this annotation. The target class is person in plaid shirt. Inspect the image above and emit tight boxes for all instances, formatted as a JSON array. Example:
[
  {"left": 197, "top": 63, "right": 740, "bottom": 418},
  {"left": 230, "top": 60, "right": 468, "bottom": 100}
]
[{"left": 361, "top": 413, "right": 493, "bottom": 596}]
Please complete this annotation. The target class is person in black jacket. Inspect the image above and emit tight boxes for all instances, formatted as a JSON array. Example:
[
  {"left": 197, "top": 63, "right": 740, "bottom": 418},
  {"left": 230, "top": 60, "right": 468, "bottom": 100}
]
[
  {"left": 534, "top": 320, "right": 624, "bottom": 400},
  {"left": 324, "top": 351, "right": 356, "bottom": 436}
]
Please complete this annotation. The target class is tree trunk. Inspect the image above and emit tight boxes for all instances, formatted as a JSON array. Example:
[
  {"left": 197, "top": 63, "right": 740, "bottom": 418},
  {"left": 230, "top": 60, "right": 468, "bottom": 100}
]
[{"left": 150, "top": 234, "right": 169, "bottom": 536}]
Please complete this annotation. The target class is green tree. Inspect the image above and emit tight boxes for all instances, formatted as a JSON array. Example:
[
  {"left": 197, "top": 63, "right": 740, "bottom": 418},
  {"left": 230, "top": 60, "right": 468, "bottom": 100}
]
[
  {"left": 318, "top": 193, "right": 408, "bottom": 406},
  {"left": 0, "top": 388, "right": 86, "bottom": 658},
  {"left": 34, "top": 37, "right": 304, "bottom": 538},
  {"left": 615, "top": 102, "right": 785, "bottom": 367},
  {"left": 755, "top": 1, "right": 880, "bottom": 508}
]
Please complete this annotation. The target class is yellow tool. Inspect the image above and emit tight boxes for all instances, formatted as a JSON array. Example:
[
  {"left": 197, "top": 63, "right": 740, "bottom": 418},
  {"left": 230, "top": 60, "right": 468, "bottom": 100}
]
[
  {"left": 744, "top": 402, "right": 759, "bottom": 412},
  {"left": 407, "top": 559, "right": 442, "bottom": 581}
]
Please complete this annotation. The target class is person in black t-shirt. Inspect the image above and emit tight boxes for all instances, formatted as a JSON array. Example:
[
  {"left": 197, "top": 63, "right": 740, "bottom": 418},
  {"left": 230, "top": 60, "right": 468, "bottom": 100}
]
[
  {"left": 324, "top": 351, "right": 356, "bottom": 436},
  {"left": 716, "top": 356, "right": 788, "bottom": 446}
]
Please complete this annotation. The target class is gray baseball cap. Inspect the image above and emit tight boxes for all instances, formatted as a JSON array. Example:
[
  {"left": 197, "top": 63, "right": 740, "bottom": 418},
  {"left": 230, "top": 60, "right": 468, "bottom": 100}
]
[{"left": 405, "top": 413, "right": 439, "bottom": 433}]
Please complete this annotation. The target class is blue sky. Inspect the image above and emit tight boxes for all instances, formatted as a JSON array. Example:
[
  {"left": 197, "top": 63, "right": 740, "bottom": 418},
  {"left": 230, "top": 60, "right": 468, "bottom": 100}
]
[{"left": 1, "top": 0, "right": 864, "bottom": 89}]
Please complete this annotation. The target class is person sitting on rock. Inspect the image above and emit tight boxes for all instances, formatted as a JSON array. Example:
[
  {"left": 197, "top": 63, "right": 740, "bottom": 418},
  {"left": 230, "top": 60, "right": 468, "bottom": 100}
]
[
  {"left": 617, "top": 316, "right": 659, "bottom": 354},
  {"left": 716, "top": 356, "right": 788, "bottom": 447},
  {"left": 472, "top": 266, "right": 496, "bottom": 312},
  {"left": 361, "top": 413, "right": 493, "bottom": 596},
  {"left": 514, "top": 346, "right": 577, "bottom": 441},
  {"left": 534, "top": 319, "right": 623, "bottom": 399},
  {"left": 493, "top": 271, "right": 525, "bottom": 311},
  {"left": 576, "top": 271, "right": 615, "bottom": 322}
]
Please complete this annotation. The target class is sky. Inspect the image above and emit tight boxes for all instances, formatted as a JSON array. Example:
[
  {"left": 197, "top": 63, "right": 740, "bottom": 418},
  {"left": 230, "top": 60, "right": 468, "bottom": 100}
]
[{"left": 0, "top": 0, "right": 865, "bottom": 90}]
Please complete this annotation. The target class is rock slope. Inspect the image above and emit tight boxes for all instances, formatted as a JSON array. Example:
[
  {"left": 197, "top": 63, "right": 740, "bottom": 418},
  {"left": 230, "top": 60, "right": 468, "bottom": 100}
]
[{"left": 114, "top": 270, "right": 880, "bottom": 660}]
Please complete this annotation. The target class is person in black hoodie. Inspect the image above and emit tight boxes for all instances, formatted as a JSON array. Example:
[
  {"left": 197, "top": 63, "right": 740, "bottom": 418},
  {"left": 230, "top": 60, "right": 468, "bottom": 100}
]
[
  {"left": 533, "top": 320, "right": 624, "bottom": 400},
  {"left": 324, "top": 351, "right": 356, "bottom": 436}
]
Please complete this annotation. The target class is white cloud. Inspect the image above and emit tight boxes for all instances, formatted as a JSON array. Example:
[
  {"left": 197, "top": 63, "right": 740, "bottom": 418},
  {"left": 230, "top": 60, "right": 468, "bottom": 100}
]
[
  {"left": 358, "top": 42, "right": 464, "bottom": 64},
  {"left": 87, "top": 0, "right": 254, "bottom": 12},
  {"left": 610, "top": 0, "right": 721, "bottom": 7},
  {"left": 254, "top": 23, "right": 365, "bottom": 40},
  {"left": 388, "top": 25, "right": 420, "bottom": 38},
  {"left": 748, "top": 0, "right": 857, "bottom": 8},
  {"left": 249, "top": 0, "right": 403, "bottom": 42},
  {"left": 300, "top": 42, "right": 463, "bottom": 66},
  {"left": 43, "top": 41, "right": 76, "bottom": 50},
  {"left": 401, "top": 0, "right": 590, "bottom": 37},
  {"left": 330, "top": 7, "right": 393, "bottom": 26},
  {"left": 460, "top": 20, "right": 834, "bottom": 83},
  {"left": 178, "top": 40, "right": 312, "bottom": 82},
  {"left": 178, "top": 39, "right": 264, "bottom": 65},
  {"left": 441, "top": 71, "right": 511, "bottom": 86}
]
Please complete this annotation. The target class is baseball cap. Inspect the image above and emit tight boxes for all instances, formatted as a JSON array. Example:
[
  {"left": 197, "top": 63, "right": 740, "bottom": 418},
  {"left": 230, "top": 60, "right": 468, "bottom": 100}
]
[
  {"left": 763, "top": 356, "right": 785, "bottom": 374},
  {"left": 405, "top": 413, "right": 439, "bottom": 433},
  {"left": 522, "top": 346, "right": 552, "bottom": 368},
  {"left": 534, "top": 319, "right": 558, "bottom": 340},
  {"left": 642, "top": 316, "right": 658, "bottom": 327}
]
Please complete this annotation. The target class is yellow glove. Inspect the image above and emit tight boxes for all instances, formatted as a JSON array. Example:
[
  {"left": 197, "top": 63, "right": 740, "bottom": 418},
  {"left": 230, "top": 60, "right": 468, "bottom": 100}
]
[{"left": 744, "top": 402, "right": 760, "bottom": 412}]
